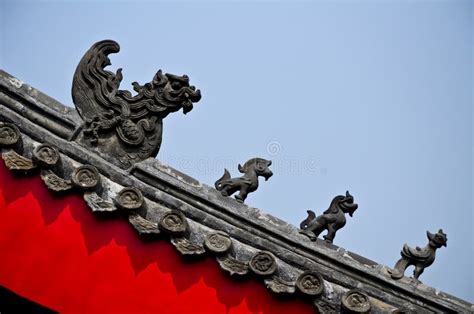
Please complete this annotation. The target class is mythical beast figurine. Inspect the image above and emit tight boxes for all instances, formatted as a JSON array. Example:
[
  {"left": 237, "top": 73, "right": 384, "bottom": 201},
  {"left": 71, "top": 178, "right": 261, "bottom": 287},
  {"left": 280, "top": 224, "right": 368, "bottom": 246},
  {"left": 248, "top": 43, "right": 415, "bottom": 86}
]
[
  {"left": 390, "top": 229, "right": 447, "bottom": 281},
  {"left": 215, "top": 158, "right": 273, "bottom": 203},
  {"left": 71, "top": 40, "right": 201, "bottom": 169},
  {"left": 299, "top": 191, "right": 358, "bottom": 243}
]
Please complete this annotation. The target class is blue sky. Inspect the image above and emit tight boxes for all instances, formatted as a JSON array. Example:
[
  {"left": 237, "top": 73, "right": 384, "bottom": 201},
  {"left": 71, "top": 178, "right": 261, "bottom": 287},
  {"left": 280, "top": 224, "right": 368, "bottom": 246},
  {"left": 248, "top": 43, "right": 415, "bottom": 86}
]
[{"left": 1, "top": 0, "right": 472, "bottom": 303}]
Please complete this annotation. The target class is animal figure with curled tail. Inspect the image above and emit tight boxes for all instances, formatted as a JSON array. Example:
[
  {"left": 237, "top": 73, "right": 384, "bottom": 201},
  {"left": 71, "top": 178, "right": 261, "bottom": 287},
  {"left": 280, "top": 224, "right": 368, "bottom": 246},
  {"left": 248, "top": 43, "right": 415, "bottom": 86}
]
[
  {"left": 390, "top": 229, "right": 447, "bottom": 281},
  {"left": 215, "top": 158, "right": 273, "bottom": 203},
  {"left": 299, "top": 191, "right": 358, "bottom": 243}
]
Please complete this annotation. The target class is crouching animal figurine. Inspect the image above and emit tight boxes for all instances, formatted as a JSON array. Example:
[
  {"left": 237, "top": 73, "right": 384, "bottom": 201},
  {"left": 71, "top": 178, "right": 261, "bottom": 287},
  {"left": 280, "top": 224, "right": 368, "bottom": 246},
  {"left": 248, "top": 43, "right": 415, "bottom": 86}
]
[
  {"left": 215, "top": 158, "right": 273, "bottom": 203},
  {"left": 299, "top": 191, "right": 358, "bottom": 243},
  {"left": 390, "top": 229, "right": 447, "bottom": 281}
]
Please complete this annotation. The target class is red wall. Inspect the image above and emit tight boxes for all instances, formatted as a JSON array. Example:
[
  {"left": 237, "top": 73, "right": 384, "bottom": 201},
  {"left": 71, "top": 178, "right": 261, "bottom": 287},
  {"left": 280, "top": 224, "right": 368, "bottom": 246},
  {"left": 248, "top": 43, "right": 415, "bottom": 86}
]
[{"left": 0, "top": 162, "right": 315, "bottom": 313}]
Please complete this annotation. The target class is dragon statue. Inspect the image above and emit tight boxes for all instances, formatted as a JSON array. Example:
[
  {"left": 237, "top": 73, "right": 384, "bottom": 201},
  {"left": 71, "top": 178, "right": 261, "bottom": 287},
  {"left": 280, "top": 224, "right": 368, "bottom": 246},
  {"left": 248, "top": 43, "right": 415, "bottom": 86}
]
[
  {"left": 299, "top": 191, "right": 358, "bottom": 243},
  {"left": 71, "top": 40, "right": 201, "bottom": 168},
  {"left": 215, "top": 158, "right": 273, "bottom": 203},
  {"left": 390, "top": 229, "right": 447, "bottom": 281}
]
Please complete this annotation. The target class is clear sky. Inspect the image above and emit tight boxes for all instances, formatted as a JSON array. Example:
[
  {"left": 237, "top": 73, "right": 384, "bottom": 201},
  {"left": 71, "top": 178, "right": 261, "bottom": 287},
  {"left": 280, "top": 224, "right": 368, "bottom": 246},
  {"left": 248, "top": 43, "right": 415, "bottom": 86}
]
[{"left": 1, "top": 0, "right": 472, "bottom": 303}]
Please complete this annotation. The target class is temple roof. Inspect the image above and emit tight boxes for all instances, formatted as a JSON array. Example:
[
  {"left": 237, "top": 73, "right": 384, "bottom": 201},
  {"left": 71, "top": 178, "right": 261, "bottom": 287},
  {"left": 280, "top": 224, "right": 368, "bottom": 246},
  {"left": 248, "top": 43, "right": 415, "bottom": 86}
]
[{"left": 0, "top": 68, "right": 472, "bottom": 313}]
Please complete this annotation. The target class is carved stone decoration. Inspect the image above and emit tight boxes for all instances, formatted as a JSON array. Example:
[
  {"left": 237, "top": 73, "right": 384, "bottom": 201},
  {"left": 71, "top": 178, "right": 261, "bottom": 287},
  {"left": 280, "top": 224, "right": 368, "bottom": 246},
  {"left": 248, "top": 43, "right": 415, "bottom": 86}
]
[
  {"left": 0, "top": 122, "right": 21, "bottom": 147},
  {"left": 32, "top": 144, "right": 60, "bottom": 167},
  {"left": 159, "top": 210, "right": 188, "bottom": 237},
  {"left": 341, "top": 289, "right": 371, "bottom": 313},
  {"left": 264, "top": 277, "right": 296, "bottom": 294},
  {"left": 71, "top": 40, "right": 201, "bottom": 169},
  {"left": 315, "top": 300, "right": 340, "bottom": 313},
  {"left": 84, "top": 192, "right": 116, "bottom": 213},
  {"left": 216, "top": 255, "right": 249, "bottom": 276},
  {"left": 204, "top": 231, "right": 232, "bottom": 254},
  {"left": 300, "top": 191, "right": 358, "bottom": 243},
  {"left": 390, "top": 229, "right": 447, "bottom": 281},
  {"left": 128, "top": 214, "right": 160, "bottom": 236},
  {"left": 215, "top": 158, "right": 273, "bottom": 203},
  {"left": 114, "top": 187, "right": 144, "bottom": 211},
  {"left": 40, "top": 170, "right": 73, "bottom": 192},
  {"left": 249, "top": 251, "right": 278, "bottom": 276},
  {"left": 2, "top": 150, "right": 35, "bottom": 171},
  {"left": 71, "top": 165, "right": 101, "bottom": 190},
  {"left": 296, "top": 271, "right": 324, "bottom": 296},
  {"left": 171, "top": 238, "right": 206, "bottom": 256}
]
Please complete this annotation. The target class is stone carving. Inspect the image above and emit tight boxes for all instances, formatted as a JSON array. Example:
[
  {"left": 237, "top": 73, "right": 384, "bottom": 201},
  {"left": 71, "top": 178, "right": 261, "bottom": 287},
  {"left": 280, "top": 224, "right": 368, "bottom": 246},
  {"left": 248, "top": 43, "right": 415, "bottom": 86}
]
[
  {"left": 171, "top": 238, "right": 206, "bottom": 256},
  {"left": 296, "top": 271, "right": 324, "bottom": 296},
  {"left": 33, "top": 144, "right": 60, "bottom": 167},
  {"left": 2, "top": 150, "right": 35, "bottom": 171},
  {"left": 71, "top": 165, "right": 101, "bottom": 190},
  {"left": 249, "top": 251, "right": 277, "bottom": 276},
  {"left": 216, "top": 255, "right": 249, "bottom": 276},
  {"left": 215, "top": 158, "right": 273, "bottom": 203},
  {"left": 300, "top": 191, "right": 358, "bottom": 243},
  {"left": 390, "top": 229, "right": 447, "bottom": 281},
  {"left": 84, "top": 192, "right": 116, "bottom": 213},
  {"left": 264, "top": 277, "right": 296, "bottom": 294},
  {"left": 315, "top": 301, "right": 340, "bottom": 314},
  {"left": 71, "top": 40, "right": 201, "bottom": 169},
  {"left": 159, "top": 210, "right": 188, "bottom": 237},
  {"left": 114, "top": 187, "right": 144, "bottom": 211},
  {"left": 204, "top": 231, "right": 232, "bottom": 254},
  {"left": 41, "top": 170, "right": 73, "bottom": 192},
  {"left": 0, "top": 122, "right": 21, "bottom": 147},
  {"left": 341, "top": 289, "right": 371, "bottom": 313},
  {"left": 128, "top": 214, "right": 160, "bottom": 237}
]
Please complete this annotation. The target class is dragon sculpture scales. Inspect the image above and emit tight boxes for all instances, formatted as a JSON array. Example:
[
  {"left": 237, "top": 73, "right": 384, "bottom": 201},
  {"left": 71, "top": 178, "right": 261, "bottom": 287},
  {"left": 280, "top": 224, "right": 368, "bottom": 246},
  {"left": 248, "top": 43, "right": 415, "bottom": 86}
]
[{"left": 71, "top": 40, "right": 201, "bottom": 168}]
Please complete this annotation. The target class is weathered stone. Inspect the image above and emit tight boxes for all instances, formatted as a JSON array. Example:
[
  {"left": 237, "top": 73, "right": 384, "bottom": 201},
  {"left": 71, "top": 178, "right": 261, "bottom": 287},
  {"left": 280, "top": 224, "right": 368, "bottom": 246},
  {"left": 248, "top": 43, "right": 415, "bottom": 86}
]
[
  {"left": 71, "top": 165, "right": 101, "bottom": 190},
  {"left": 249, "top": 251, "right": 277, "bottom": 276},
  {"left": 204, "top": 231, "right": 232, "bottom": 254}
]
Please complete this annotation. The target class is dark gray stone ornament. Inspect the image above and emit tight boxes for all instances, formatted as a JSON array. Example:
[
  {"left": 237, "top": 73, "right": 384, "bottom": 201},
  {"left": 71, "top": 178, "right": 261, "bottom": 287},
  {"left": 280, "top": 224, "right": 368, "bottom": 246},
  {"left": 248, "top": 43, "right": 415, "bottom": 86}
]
[
  {"left": 84, "top": 192, "right": 116, "bottom": 213},
  {"left": 171, "top": 238, "right": 205, "bottom": 256},
  {"left": 296, "top": 271, "right": 324, "bottom": 296},
  {"left": 128, "top": 214, "right": 160, "bottom": 236},
  {"left": 0, "top": 122, "right": 21, "bottom": 147},
  {"left": 204, "top": 231, "right": 232, "bottom": 254},
  {"left": 72, "top": 165, "right": 101, "bottom": 190},
  {"left": 71, "top": 40, "right": 201, "bottom": 169},
  {"left": 33, "top": 144, "right": 60, "bottom": 167},
  {"left": 2, "top": 150, "right": 35, "bottom": 171},
  {"left": 341, "top": 289, "right": 371, "bottom": 313},
  {"left": 215, "top": 158, "right": 273, "bottom": 203},
  {"left": 249, "top": 251, "right": 277, "bottom": 276},
  {"left": 216, "top": 255, "right": 249, "bottom": 276},
  {"left": 390, "top": 229, "right": 447, "bottom": 281},
  {"left": 159, "top": 210, "right": 188, "bottom": 237},
  {"left": 114, "top": 187, "right": 144, "bottom": 211},
  {"left": 300, "top": 191, "right": 358, "bottom": 243},
  {"left": 41, "top": 170, "right": 73, "bottom": 192},
  {"left": 264, "top": 277, "right": 296, "bottom": 294}
]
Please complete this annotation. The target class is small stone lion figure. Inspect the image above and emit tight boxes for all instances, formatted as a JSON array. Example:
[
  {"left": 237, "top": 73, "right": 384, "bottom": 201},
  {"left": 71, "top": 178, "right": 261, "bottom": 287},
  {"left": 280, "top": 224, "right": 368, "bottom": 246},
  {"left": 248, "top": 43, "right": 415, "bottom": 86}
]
[
  {"left": 215, "top": 158, "right": 273, "bottom": 203},
  {"left": 299, "top": 191, "right": 358, "bottom": 243},
  {"left": 390, "top": 229, "right": 447, "bottom": 281}
]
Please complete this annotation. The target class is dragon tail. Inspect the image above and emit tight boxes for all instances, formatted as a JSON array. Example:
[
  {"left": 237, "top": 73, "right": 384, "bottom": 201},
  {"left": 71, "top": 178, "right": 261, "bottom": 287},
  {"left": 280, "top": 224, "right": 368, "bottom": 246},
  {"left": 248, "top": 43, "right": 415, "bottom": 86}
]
[
  {"left": 300, "top": 210, "right": 316, "bottom": 230},
  {"left": 215, "top": 169, "right": 231, "bottom": 190}
]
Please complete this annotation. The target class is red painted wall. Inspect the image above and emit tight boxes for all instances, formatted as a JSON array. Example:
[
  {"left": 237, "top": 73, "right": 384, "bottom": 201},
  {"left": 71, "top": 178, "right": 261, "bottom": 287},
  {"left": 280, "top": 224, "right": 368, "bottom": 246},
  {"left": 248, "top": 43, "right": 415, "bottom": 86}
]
[{"left": 0, "top": 162, "right": 315, "bottom": 313}]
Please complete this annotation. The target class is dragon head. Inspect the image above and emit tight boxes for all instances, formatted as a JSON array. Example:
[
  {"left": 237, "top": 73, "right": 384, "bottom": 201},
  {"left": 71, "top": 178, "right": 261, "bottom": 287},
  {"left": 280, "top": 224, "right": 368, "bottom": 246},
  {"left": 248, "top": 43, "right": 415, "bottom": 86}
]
[
  {"left": 238, "top": 158, "right": 273, "bottom": 181},
  {"left": 427, "top": 229, "right": 447, "bottom": 248},
  {"left": 335, "top": 191, "right": 358, "bottom": 217},
  {"left": 131, "top": 70, "right": 201, "bottom": 116},
  {"left": 134, "top": 70, "right": 201, "bottom": 115}
]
